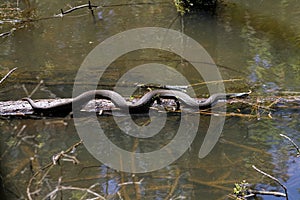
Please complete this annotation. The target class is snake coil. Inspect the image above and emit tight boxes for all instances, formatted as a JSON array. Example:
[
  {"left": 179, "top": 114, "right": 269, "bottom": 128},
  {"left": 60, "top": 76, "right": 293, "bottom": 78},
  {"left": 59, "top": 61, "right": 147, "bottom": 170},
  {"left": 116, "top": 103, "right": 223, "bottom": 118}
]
[{"left": 22, "top": 89, "right": 250, "bottom": 117}]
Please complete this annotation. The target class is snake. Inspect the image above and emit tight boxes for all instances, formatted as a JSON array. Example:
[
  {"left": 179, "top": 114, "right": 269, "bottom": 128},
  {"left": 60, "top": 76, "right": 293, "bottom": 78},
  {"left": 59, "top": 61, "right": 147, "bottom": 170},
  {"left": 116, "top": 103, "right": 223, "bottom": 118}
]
[{"left": 22, "top": 89, "right": 250, "bottom": 117}]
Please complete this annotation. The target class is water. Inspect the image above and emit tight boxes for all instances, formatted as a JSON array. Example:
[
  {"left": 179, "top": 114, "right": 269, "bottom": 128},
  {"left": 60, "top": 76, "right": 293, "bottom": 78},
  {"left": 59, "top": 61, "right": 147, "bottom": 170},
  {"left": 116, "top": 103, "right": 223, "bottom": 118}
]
[{"left": 0, "top": 0, "right": 299, "bottom": 199}]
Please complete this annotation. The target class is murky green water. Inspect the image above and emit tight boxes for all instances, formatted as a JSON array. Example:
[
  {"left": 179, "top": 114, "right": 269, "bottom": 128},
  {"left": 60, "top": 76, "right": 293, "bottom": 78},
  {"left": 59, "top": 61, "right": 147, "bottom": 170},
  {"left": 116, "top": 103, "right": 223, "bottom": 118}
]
[{"left": 0, "top": 0, "right": 300, "bottom": 199}]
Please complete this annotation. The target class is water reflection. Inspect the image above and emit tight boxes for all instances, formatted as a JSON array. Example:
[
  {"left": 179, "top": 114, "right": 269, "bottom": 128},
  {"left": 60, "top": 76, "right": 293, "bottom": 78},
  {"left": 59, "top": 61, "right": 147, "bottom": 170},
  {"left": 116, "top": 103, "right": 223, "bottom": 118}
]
[{"left": 0, "top": 0, "right": 300, "bottom": 199}]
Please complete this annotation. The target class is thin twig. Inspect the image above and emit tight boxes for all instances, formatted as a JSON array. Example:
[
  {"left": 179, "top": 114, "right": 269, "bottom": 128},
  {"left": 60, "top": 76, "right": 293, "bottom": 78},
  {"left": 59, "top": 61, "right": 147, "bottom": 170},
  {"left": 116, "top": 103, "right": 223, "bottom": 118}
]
[
  {"left": 15, "top": 124, "right": 27, "bottom": 137},
  {"left": 22, "top": 79, "right": 44, "bottom": 97},
  {"left": 252, "top": 165, "right": 288, "bottom": 200},
  {"left": 188, "top": 78, "right": 243, "bottom": 87},
  {"left": 0, "top": 28, "right": 17, "bottom": 38},
  {"left": 248, "top": 189, "right": 286, "bottom": 197},
  {"left": 29, "top": 80, "right": 44, "bottom": 98},
  {"left": 42, "top": 179, "right": 105, "bottom": 200},
  {"left": 57, "top": 1, "right": 98, "bottom": 17},
  {"left": 118, "top": 178, "right": 144, "bottom": 186},
  {"left": 117, "top": 191, "right": 124, "bottom": 200},
  {"left": 27, "top": 140, "right": 83, "bottom": 200},
  {"left": 0, "top": 67, "right": 17, "bottom": 84},
  {"left": 100, "top": 1, "right": 170, "bottom": 8},
  {"left": 52, "top": 151, "right": 80, "bottom": 165},
  {"left": 280, "top": 134, "right": 300, "bottom": 156}
]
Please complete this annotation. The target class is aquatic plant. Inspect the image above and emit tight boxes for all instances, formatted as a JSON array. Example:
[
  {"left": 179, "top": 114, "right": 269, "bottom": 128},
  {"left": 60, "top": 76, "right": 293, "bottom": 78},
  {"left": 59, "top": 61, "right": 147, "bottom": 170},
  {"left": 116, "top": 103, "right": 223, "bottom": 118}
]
[
  {"left": 233, "top": 180, "right": 249, "bottom": 198},
  {"left": 173, "top": 0, "right": 217, "bottom": 15}
]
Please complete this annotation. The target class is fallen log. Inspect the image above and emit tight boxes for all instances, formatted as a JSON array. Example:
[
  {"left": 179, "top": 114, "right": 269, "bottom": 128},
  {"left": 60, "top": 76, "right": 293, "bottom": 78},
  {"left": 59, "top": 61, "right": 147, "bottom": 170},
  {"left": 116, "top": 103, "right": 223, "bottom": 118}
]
[
  {"left": 0, "top": 98, "right": 115, "bottom": 117},
  {"left": 0, "top": 97, "right": 233, "bottom": 117},
  {"left": 0, "top": 95, "right": 298, "bottom": 118}
]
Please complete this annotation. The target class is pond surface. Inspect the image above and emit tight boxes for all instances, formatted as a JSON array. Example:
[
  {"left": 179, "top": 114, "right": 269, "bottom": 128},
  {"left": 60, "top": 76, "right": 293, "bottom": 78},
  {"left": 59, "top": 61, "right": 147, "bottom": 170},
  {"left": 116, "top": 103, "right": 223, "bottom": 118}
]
[{"left": 0, "top": 0, "right": 300, "bottom": 199}]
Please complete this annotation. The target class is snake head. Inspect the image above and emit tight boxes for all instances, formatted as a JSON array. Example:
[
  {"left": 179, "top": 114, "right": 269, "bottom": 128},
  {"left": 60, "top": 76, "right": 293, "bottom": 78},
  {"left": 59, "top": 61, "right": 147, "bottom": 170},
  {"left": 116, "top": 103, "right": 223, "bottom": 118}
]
[{"left": 22, "top": 97, "right": 36, "bottom": 108}]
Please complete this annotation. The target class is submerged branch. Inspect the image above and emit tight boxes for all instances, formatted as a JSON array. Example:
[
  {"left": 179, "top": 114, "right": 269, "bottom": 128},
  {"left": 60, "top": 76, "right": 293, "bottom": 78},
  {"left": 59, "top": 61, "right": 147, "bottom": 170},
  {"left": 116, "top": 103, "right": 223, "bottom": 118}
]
[
  {"left": 42, "top": 177, "right": 106, "bottom": 200},
  {"left": 164, "top": 168, "right": 181, "bottom": 200},
  {"left": 27, "top": 140, "right": 83, "bottom": 200},
  {"left": 280, "top": 134, "right": 300, "bottom": 156},
  {"left": 252, "top": 165, "right": 288, "bottom": 200}
]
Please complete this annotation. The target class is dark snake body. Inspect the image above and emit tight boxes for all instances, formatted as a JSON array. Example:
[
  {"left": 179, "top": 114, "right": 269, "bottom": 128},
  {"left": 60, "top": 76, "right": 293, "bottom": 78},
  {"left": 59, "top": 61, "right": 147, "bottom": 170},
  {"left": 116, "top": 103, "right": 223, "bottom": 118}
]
[{"left": 23, "top": 89, "right": 249, "bottom": 117}]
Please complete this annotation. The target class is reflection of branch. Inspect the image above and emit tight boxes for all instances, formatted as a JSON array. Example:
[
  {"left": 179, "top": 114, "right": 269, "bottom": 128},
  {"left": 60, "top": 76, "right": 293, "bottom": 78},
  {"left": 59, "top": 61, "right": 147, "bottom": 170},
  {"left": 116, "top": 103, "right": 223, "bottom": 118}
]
[
  {"left": 1, "top": 124, "right": 26, "bottom": 159},
  {"left": 0, "top": 67, "right": 17, "bottom": 84},
  {"left": 27, "top": 140, "right": 83, "bottom": 200},
  {"left": 42, "top": 177, "right": 105, "bottom": 200},
  {"left": 22, "top": 80, "right": 44, "bottom": 98},
  {"left": 164, "top": 168, "right": 180, "bottom": 200},
  {"left": 280, "top": 134, "right": 300, "bottom": 156},
  {"left": 252, "top": 165, "right": 288, "bottom": 200}
]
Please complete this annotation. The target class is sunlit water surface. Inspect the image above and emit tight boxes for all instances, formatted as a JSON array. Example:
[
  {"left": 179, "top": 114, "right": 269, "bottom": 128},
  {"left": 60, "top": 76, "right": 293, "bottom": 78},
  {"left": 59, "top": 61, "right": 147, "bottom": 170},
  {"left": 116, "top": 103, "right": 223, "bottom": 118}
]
[{"left": 0, "top": 0, "right": 299, "bottom": 199}]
